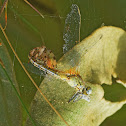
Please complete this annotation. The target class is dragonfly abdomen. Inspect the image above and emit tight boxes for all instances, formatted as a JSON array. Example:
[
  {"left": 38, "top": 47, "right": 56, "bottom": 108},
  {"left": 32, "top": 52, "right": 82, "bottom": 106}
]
[{"left": 29, "top": 58, "right": 59, "bottom": 79}]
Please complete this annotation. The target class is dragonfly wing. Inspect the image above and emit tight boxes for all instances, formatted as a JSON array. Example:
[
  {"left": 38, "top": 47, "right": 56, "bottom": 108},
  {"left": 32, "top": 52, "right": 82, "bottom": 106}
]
[
  {"left": 23, "top": 63, "right": 45, "bottom": 76},
  {"left": 63, "top": 4, "right": 81, "bottom": 53}
]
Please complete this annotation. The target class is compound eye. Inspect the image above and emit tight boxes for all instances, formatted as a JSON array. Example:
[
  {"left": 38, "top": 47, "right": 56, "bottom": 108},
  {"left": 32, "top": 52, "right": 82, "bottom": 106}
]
[
  {"left": 86, "top": 87, "right": 92, "bottom": 95},
  {"left": 82, "top": 88, "right": 85, "bottom": 93}
]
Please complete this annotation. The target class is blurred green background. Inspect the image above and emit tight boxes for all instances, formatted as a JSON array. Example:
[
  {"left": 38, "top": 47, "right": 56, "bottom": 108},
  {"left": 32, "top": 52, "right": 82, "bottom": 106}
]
[{"left": 0, "top": 0, "right": 126, "bottom": 125}]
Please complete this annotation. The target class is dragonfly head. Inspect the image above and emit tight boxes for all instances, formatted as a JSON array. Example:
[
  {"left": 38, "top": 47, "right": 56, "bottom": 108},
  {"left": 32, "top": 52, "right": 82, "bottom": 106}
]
[{"left": 83, "top": 86, "right": 92, "bottom": 95}]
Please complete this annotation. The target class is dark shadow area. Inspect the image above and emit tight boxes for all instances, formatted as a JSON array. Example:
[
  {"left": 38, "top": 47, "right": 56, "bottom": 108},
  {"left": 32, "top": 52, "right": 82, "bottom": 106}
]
[
  {"left": 115, "top": 32, "right": 126, "bottom": 82},
  {"left": 102, "top": 78, "right": 126, "bottom": 102},
  {"left": 100, "top": 104, "right": 126, "bottom": 126}
]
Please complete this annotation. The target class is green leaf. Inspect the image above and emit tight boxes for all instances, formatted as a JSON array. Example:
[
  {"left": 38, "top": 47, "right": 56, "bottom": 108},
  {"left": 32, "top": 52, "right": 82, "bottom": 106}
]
[
  {"left": 25, "top": 26, "right": 126, "bottom": 126},
  {"left": 0, "top": 39, "right": 22, "bottom": 126}
]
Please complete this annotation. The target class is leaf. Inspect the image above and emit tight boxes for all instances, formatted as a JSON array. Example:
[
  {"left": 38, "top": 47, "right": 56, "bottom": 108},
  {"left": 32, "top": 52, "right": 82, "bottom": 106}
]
[
  {"left": 25, "top": 26, "right": 126, "bottom": 126},
  {"left": 58, "top": 26, "right": 126, "bottom": 85},
  {"left": 0, "top": 39, "right": 22, "bottom": 126}
]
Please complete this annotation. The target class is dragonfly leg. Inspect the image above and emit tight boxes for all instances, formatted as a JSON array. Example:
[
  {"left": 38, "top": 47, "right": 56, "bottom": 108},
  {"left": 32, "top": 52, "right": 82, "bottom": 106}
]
[
  {"left": 68, "top": 92, "right": 79, "bottom": 103},
  {"left": 68, "top": 89, "right": 91, "bottom": 103},
  {"left": 73, "top": 94, "right": 82, "bottom": 102}
]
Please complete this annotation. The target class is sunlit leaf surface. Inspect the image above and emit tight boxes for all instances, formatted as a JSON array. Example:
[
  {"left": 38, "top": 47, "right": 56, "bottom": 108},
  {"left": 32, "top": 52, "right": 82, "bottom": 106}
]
[{"left": 25, "top": 26, "right": 126, "bottom": 126}]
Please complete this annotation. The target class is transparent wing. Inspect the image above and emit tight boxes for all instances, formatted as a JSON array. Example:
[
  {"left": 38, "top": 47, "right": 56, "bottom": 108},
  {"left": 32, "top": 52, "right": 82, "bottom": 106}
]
[
  {"left": 23, "top": 63, "right": 45, "bottom": 76},
  {"left": 63, "top": 4, "right": 81, "bottom": 53}
]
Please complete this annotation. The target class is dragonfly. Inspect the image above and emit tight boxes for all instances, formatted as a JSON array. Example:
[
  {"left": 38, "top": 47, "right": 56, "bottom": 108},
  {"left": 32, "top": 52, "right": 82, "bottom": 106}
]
[{"left": 28, "top": 4, "right": 92, "bottom": 103}]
